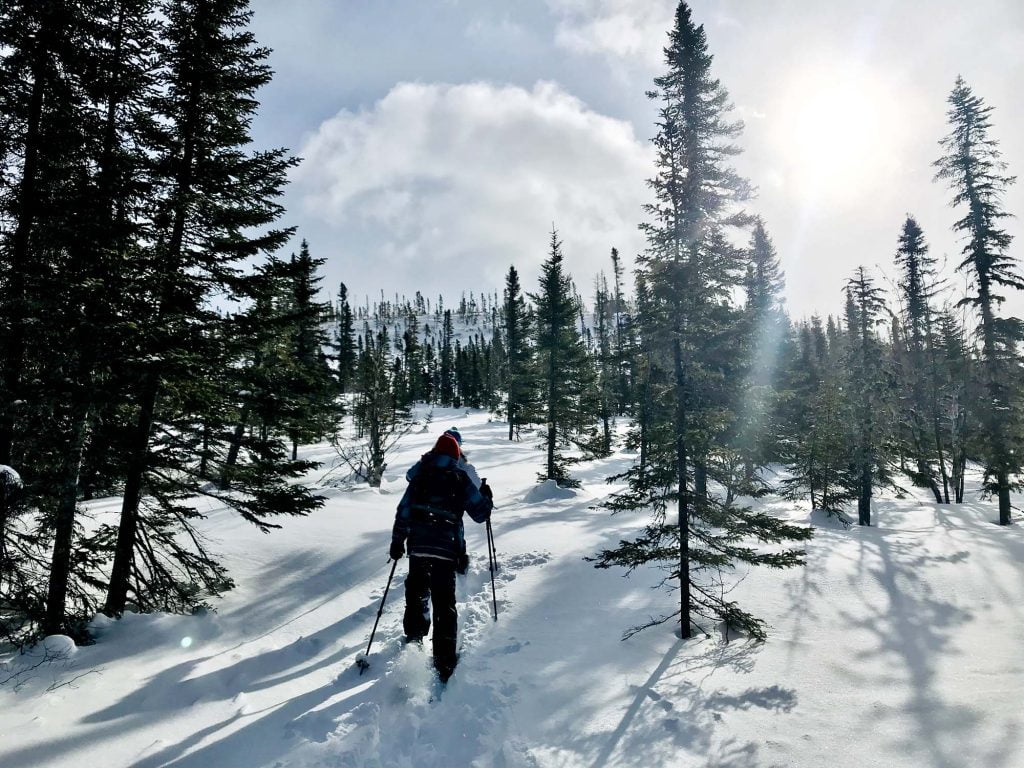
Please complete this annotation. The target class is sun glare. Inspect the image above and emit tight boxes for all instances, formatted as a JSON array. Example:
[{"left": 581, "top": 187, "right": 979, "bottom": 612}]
[{"left": 777, "top": 68, "right": 893, "bottom": 201}]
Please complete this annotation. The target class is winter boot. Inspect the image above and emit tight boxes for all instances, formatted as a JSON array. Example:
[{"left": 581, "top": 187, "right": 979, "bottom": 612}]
[{"left": 434, "top": 653, "right": 458, "bottom": 683}]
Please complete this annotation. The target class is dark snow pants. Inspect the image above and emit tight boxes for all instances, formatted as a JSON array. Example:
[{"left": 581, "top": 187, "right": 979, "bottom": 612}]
[{"left": 403, "top": 556, "right": 457, "bottom": 671}]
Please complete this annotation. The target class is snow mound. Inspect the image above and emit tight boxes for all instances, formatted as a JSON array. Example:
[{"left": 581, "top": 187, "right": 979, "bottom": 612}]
[
  {"left": 522, "top": 480, "right": 578, "bottom": 503},
  {"left": 0, "top": 464, "right": 21, "bottom": 488},
  {"left": 808, "top": 508, "right": 853, "bottom": 529},
  {"left": 41, "top": 635, "right": 77, "bottom": 658}
]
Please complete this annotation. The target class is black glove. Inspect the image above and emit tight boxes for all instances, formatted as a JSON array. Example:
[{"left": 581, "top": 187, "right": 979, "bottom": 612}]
[
  {"left": 456, "top": 551, "right": 469, "bottom": 575},
  {"left": 389, "top": 539, "right": 405, "bottom": 561},
  {"left": 480, "top": 479, "right": 493, "bottom": 500}
]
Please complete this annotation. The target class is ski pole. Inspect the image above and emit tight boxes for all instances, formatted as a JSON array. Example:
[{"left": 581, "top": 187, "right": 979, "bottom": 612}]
[
  {"left": 356, "top": 557, "right": 399, "bottom": 675},
  {"left": 486, "top": 518, "right": 498, "bottom": 622}
]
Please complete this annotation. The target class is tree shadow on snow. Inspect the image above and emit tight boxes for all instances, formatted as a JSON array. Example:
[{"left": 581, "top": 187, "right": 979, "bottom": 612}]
[
  {"left": 483, "top": 545, "right": 795, "bottom": 768},
  {"left": 0, "top": 537, "right": 391, "bottom": 768},
  {"left": 838, "top": 507, "right": 1021, "bottom": 768},
  {"left": 588, "top": 639, "right": 796, "bottom": 768}
]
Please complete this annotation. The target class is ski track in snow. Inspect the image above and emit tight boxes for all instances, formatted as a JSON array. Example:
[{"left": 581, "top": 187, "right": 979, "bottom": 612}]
[{"left": 2, "top": 408, "right": 1024, "bottom": 768}]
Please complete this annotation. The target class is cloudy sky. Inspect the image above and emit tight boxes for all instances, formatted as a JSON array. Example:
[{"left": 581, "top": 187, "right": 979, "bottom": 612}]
[{"left": 247, "top": 0, "right": 1024, "bottom": 319}]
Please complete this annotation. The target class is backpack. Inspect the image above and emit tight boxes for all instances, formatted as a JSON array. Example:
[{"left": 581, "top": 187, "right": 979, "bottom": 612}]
[{"left": 406, "top": 461, "right": 464, "bottom": 558}]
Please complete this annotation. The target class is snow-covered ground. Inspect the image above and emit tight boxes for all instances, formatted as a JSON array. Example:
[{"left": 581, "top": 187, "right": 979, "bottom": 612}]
[{"left": 2, "top": 408, "right": 1023, "bottom": 767}]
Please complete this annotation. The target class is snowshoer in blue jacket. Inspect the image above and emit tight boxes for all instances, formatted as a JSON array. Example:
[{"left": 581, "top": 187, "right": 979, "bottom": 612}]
[
  {"left": 391, "top": 432, "right": 493, "bottom": 681},
  {"left": 405, "top": 426, "right": 480, "bottom": 574}
]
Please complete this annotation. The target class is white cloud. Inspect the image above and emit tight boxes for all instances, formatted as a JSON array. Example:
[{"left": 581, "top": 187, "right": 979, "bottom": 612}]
[
  {"left": 546, "top": 0, "right": 675, "bottom": 68},
  {"left": 293, "top": 81, "right": 652, "bottom": 298}
]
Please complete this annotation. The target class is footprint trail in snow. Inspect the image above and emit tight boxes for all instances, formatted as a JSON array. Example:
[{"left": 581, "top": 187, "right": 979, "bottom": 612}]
[{"left": 290, "top": 551, "right": 551, "bottom": 768}]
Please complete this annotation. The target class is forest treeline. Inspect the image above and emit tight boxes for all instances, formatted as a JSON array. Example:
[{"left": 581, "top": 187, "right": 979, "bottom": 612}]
[{"left": 0, "top": 0, "right": 1020, "bottom": 646}]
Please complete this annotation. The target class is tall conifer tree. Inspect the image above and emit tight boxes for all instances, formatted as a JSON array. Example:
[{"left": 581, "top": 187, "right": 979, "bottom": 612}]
[
  {"left": 592, "top": 2, "right": 810, "bottom": 640},
  {"left": 934, "top": 77, "right": 1022, "bottom": 525},
  {"left": 333, "top": 283, "right": 357, "bottom": 393},
  {"left": 893, "top": 216, "right": 949, "bottom": 502},
  {"left": 530, "top": 229, "right": 595, "bottom": 487},
  {"left": 593, "top": 273, "right": 615, "bottom": 456},
  {"left": 845, "top": 268, "right": 889, "bottom": 526},
  {"left": 734, "top": 219, "right": 787, "bottom": 486},
  {"left": 284, "top": 239, "right": 338, "bottom": 459},
  {"left": 103, "top": 0, "right": 321, "bottom": 620},
  {"left": 503, "top": 265, "right": 533, "bottom": 440}
]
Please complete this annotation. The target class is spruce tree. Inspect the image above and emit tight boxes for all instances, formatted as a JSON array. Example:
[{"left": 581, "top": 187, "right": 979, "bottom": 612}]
[
  {"left": 284, "top": 239, "right": 338, "bottom": 459},
  {"left": 486, "top": 308, "right": 505, "bottom": 412},
  {"left": 0, "top": 0, "right": 91, "bottom": 467},
  {"left": 0, "top": 0, "right": 162, "bottom": 636},
  {"left": 782, "top": 381, "right": 859, "bottom": 515},
  {"left": 845, "top": 269, "right": 889, "bottom": 526},
  {"left": 347, "top": 327, "right": 411, "bottom": 487},
  {"left": 734, "top": 219, "right": 787, "bottom": 487},
  {"left": 593, "top": 273, "right": 615, "bottom": 456},
  {"left": 103, "top": 0, "right": 321, "bottom": 620},
  {"left": 401, "top": 312, "right": 424, "bottom": 405},
  {"left": 936, "top": 310, "right": 976, "bottom": 502},
  {"left": 503, "top": 265, "right": 533, "bottom": 441},
  {"left": 780, "top": 321, "right": 857, "bottom": 516},
  {"left": 333, "top": 282, "right": 357, "bottom": 393},
  {"left": 592, "top": 2, "right": 810, "bottom": 640},
  {"left": 530, "top": 229, "right": 595, "bottom": 487},
  {"left": 934, "top": 77, "right": 1022, "bottom": 525},
  {"left": 893, "top": 216, "right": 949, "bottom": 502},
  {"left": 439, "top": 310, "right": 455, "bottom": 407},
  {"left": 609, "top": 248, "right": 631, "bottom": 415}
]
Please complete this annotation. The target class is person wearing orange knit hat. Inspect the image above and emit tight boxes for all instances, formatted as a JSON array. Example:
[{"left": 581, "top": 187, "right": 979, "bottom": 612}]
[{"left": 390, "top": 432, "right": 493, "bottom": 682}]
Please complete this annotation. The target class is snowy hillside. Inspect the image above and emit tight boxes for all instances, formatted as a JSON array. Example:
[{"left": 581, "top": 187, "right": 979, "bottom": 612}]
[{"left": 2, "top": 408, "right": 1023, "bottom": 768}]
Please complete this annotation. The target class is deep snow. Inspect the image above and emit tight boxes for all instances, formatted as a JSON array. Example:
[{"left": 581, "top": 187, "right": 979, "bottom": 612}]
[{"left": 1, "top": 409, "right": 1023, "bottom": 767}]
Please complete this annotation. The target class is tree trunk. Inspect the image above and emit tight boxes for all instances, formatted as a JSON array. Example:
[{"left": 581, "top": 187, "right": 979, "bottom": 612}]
[
  {"left": 951, "top": 400, "right": 968, "bottom": 504},
  {"left": 368, "top": 408, "right": 384, "bottom": 488},
  {"left": 638, "top": 353, "right": 650, "bottom": 481},
  {"left": 807, "top": 439, "right": 818, "bottom": 510},
  {"left": 934, "top": 420, "right": 951, "bottom": 505},
  {"left": 743, "top": 458, "right": 754, "bottom": 486},
  {"left": 694, "top": 461, "right": 708, "bottom": 505},
  {"left": 978, "top": 279, "right": 1012, "bottom": 524},
  {"left": 546, "top": 347, "right": 556, "bottom": 481},
  {"left": 918, "top": 457, "right": 943, "bottom": 503},
  {"left": 673, "top": 337, "right": 691, "bottom": 640},
  {"left": 924, "top": 312, "right": 951, "bottom": 504},
  {"left": 859, "top": 463, "right": 872, "bottom": 526},
  {"left": 43, "top": 395, "right": 91, "bottom": 634},
  {"left": 196, "top": 418, "right": 211, "bottom": 479},
  {"left": 104, "top": 372, "right": 160, "bottom": 616},
  {"left": 220, "top": 405, "right": 250, "bottom": 489},
  {"left": 859, "top": 306, "right": 874, "bottom": 526}
]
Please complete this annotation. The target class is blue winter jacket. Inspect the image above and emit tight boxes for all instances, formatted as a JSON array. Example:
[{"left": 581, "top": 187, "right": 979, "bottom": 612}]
[{"left": 392, "top": 452, "right": 492, "bottom": 562}]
